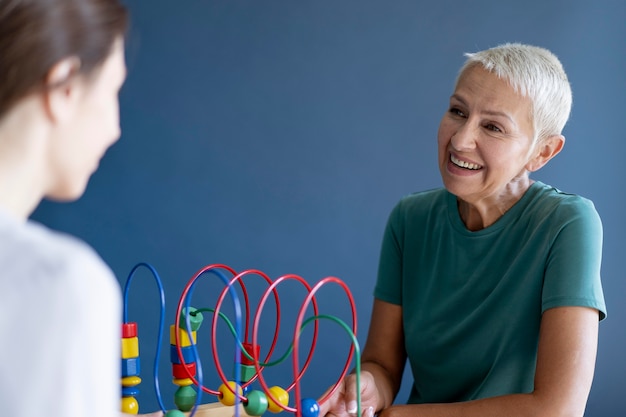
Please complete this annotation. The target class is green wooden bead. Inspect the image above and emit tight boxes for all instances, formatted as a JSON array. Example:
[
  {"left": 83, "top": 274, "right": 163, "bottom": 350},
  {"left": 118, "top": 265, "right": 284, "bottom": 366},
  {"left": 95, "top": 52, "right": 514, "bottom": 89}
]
[
  {"left": 179, "top": 307, "right": 203, "bottom": 332},
  {"left": 244, "top": 390, "right": 269, "bottom": 416},
  {"left": 237, "top": 364, "right": 257, "bottom": 383},
  {"left": 165, "top": 410, "right": 186, "bottom": 417},
  {"left": 174, "top": 385, "right": 197, "bottom": 412}
]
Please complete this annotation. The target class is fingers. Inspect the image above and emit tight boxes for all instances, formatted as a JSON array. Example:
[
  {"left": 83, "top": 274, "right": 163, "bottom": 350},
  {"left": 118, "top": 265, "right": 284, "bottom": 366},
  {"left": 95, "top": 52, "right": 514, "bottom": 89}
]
[
  {"left": 318, "top": 372, "right": 377, "bottom": 417},
  {"left": 343, "top": 373, "right": 361, "bottom": 415}
]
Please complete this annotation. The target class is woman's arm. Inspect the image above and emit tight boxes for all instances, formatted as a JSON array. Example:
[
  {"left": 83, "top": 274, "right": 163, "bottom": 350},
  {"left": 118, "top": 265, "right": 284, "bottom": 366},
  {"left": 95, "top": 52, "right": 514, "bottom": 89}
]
[
  {"left": 360, "top": 299, "right": 407, "bottom": 412},
  {"left": 319, "top": 299, "right": 406, "bottom": 417},
  {"left": 380, "top": 306, "right": 599, "bottom": 417}
]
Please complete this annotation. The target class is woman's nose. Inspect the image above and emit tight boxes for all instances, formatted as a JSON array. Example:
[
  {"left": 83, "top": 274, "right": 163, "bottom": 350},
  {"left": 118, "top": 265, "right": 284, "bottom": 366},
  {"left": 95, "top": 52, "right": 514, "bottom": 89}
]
[{"left": 450, "top": 120, "right": 478, "bottom": 151}]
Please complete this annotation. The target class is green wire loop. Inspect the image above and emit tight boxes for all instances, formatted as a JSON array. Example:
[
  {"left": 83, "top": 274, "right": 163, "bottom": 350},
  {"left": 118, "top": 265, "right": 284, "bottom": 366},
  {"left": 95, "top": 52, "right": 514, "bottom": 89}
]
[{"left": 193, "top": 307, "right": 362, "bottom": 416}]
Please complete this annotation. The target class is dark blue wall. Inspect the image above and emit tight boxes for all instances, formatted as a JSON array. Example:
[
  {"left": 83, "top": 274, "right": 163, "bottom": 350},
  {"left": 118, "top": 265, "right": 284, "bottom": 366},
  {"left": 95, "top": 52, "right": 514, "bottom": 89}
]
[{"left": 32, "top": 1, "right": 625, "bottom": 415}]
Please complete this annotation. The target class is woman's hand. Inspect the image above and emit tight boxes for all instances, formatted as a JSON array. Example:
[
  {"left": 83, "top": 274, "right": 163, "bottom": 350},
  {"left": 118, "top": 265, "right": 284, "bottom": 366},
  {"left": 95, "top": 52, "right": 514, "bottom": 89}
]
[{"left": 318, "top": 371, "right": 379, "bottom": 417}]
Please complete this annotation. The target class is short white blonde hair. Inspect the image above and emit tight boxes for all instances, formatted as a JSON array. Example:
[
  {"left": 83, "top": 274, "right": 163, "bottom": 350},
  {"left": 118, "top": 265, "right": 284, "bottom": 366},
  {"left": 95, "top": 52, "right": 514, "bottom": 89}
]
[{"left": 456, "top": 43, "right": 572, "bottom": 143}]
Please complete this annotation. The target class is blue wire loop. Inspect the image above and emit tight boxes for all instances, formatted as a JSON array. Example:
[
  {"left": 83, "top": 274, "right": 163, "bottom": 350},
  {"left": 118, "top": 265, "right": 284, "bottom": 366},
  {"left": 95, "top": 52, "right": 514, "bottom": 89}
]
[
  {"left": 123, "top": 263, "right": 243, "bottom": 416},
  {"left": 123, "top": 262, "right": 168, "bottom": 413},
  {"left": 182, "top": 268, "right": 243, "bottom": 417}
]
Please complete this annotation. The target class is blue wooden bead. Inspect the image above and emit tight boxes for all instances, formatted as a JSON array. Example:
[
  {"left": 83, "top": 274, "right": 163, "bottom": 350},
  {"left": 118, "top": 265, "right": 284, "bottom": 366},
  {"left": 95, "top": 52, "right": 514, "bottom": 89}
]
[
  {"left": 122, "top": 386, "right": 140, "bottom": 396},
  {"left": 170, "top": 344, "right": 197, "bottom": 364},
  {"left": 121, "top": 357, "right": 140, "bottom": 377},
  {"left": 300, "top": 398, "right": 320, "bottom": 417}
]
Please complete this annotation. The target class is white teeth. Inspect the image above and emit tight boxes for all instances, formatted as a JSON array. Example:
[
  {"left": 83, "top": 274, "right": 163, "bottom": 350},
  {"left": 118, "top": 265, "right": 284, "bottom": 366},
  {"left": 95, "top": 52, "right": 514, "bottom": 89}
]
[{"left": 451, "top": 154, "right": 482, "bottom": 170}]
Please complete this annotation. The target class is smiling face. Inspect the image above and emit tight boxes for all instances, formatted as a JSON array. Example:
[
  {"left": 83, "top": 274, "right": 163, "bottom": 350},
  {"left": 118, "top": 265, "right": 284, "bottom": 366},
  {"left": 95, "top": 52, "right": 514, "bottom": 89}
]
[{"left": 437, "top": 65, "right": 540, "bottom": 213}]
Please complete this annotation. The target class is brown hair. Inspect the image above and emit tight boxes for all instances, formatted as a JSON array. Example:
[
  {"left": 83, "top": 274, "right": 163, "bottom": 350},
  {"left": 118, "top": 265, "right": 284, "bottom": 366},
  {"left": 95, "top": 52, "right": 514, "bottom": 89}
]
[{"left": 0, "top": 0, "right": 129, "bottom": 118}]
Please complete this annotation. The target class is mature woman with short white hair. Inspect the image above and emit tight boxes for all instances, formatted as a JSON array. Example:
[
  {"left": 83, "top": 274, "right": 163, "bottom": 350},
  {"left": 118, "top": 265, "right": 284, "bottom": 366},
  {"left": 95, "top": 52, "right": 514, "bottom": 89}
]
[{"left": 320, "top": 43, "right": 606, "bottom": 417}]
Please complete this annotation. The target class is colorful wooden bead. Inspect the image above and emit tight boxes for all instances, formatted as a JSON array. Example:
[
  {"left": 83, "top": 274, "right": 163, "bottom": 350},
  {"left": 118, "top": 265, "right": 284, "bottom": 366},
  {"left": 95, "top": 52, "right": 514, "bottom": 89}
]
[
  {"left": 165, "top": 410, "right": 186, "bottom": 417},
  {"left": 267, "top": 386, "right": 289, "bottom": 413},
  {"left": 122, "top": 322, "right": 138, "bottom": 338},
  {"left": 218, "top": 381, "right": 242, "bottom": 406},
  {"left": 122, "top": 336, "right": 139, "bottom": 359},
  {"left": 122, "top": 386, "right": 140, "bottom": 397},
  {"left": 170, "top": 325, "right": 197, "bottom": 347},
  {"left": 244, "top": 390, "right": 268, "bottom": 416},
  {"left": 238, "top": 364, "right": 256, "bottom": 383},
  {"left": 300, "top": 398, "right": 320, "bottom": 417},
  {"left": 240, "top": 342, "right": 260, "bottom": 366},
  {"left": 172, "top": 362, "right": 197, "bottom": 379},
  {"left": 172, "top": 377, "right": 194, "bottom": 387},
  {"left": 121, "top": 376, "right": 142, "bottom": 387},
  {"left": 179, "top": 307, "right": 203, "bottom": 332},
  {"left": 169, "top": 344, "right": 196, "bottom": 364},
  {"left": 121, "top": 396, "right": 139, "bottom": 414},
  {"left": 121, "top": 357, "right": 140, "bottom": 377},
  {"left": 174, "top": 385, "right": 197, "bottom": 412}
]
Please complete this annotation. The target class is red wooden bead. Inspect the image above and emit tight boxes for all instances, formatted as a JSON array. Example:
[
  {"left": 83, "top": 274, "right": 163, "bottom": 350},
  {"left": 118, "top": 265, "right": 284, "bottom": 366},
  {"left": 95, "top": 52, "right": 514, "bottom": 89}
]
[
  {"left": 172, "top": 362, "right": 196, "bottom": 379},
  {"left": 122, "top": 322, "right": 138, "bottom": 338},
  {"left": 241, "top": 342, "right": 260, "bottom": 366}
]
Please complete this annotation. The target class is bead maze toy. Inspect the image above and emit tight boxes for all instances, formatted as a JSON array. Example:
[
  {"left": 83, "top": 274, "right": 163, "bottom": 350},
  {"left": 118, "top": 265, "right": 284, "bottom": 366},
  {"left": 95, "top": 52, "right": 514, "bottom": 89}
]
[{"left": 121, "top": 262, "right": 362, "bottom": 417}]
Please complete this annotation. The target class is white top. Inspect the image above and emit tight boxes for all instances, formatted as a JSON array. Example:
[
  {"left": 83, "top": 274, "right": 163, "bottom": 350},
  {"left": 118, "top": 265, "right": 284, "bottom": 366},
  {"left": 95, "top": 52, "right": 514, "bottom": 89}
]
[{"left": 0, "top": 208, "right": 121, "bottom": 416}]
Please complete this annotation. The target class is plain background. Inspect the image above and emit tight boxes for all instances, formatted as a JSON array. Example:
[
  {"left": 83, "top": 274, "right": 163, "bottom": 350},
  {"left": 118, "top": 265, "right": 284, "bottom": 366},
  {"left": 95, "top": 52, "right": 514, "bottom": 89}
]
[{"left": 32, "top": 1, "right": 625, "bottom": 415}]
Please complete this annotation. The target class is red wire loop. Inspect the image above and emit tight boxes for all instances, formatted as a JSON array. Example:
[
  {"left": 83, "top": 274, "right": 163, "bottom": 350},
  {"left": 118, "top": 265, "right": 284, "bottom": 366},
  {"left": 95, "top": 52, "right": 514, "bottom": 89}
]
[{"left": 171, "top": 265, "right": 358, "bottom": 416}]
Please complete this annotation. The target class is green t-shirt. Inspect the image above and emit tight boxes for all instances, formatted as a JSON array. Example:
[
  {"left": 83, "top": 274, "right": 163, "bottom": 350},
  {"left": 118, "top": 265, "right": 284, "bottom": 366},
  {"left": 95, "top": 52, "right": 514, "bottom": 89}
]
[{"left": 374, "top": 181, "right": 606, "bottom": 404}]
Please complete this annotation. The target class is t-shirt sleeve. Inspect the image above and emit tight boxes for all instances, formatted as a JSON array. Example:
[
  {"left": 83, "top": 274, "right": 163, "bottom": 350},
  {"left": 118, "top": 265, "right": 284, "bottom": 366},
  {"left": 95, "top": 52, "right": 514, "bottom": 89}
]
[
  {"left": 542, "top": 197, "right": 607, "bottom": 320},
  {"left": 374, "top": 200, "right": 404, "bottom": 305}
]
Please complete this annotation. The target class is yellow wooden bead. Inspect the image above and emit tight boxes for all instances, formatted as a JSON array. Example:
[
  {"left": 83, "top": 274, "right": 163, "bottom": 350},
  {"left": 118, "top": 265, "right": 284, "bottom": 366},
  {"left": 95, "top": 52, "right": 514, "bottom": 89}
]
[
  {"left": 267, "top": 386, "right": 289, "bottom": 413},
  {"left": 121, "top": 376, "right": 142, "bottom": 387},
  {"left": 172, "top": 377, "right": 194, "bottom": 387},
  {"left": 169, "top": 325, "right": 197, "bottom": 347},
  {"left": 121, "top": 396, "right": 139, "bottom": 414},
  {"left": 218, "top": 381, "right": 242, "bottom": 406},
  {"left": 121, "top": 337, "right": 139, "bottom": 359}
]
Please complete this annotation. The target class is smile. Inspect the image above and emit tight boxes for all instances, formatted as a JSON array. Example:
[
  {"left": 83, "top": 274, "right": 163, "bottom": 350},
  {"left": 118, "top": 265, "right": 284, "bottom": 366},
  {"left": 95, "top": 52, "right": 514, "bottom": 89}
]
[{"left": 450, "top": 154, "right": 482, "bottom": 170}]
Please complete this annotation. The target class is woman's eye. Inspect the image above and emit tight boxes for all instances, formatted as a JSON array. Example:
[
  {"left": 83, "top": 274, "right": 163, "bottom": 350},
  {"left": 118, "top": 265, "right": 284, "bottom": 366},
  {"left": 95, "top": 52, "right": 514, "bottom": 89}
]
[
  {"left": 485, "top": 124, "right": 502, "bottom": 132},
  {"left": 449, "top": 107, "right": 465, "bottom": 117}
]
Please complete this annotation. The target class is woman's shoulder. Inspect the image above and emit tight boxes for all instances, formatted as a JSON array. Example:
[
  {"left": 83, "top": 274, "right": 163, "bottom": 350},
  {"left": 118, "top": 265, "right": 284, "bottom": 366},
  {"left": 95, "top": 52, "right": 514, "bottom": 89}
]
[
  {"left": 529, "top": 181, "right": 600, "bottom": 221},
  {"left": 0, "top": 213, "right": 116, "bottom": 290},
  {"left": 384, "top": 188, "right": 449, "bottom": 230}
]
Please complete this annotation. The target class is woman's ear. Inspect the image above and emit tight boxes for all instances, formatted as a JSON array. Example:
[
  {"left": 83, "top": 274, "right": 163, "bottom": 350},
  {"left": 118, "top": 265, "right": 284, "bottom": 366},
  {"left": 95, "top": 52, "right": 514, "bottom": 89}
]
[
  {"left": 526, "top": 134, "right": 565, "bottom": 172},
  {"left": 43, "top": 57, "right": 82, "bottom": 123}
]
